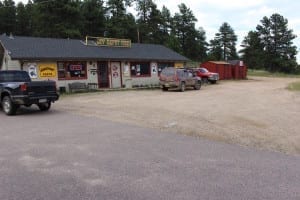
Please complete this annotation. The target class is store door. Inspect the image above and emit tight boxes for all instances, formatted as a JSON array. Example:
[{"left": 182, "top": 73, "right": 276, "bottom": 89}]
[
  {"left": 97, "top": 61, "right": 109, "bottom": 88},
  {"left": 111, "top": 62, "right": 121, "bottom": 88}
]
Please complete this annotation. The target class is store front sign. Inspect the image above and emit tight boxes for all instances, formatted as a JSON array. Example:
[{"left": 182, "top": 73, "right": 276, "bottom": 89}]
[
  {"left": 69, "top": 64, "right": 82, "bottom": 71},
  {"left": 39, "top": 64, "right": 57, "bottom": 78},
  {"left": 86, "top": 36, "right": 131, "bottom": 48}
]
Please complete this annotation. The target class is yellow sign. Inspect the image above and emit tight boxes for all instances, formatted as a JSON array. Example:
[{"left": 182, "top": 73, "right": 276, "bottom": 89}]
[
  {"left": 175, "top": 62, "right": 184, "bottom": 68},
  {"left": 86, "top": 36, "right": 131, "bottom": 48},
  {"left": 39, "top": 63, "right": 57, "bottom": 78}
]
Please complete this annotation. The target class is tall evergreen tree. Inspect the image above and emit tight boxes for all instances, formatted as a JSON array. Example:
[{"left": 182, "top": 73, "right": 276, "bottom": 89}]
[
  {"left": 33, "top": 0, "right": 83, "bottom": 38},
  {"left": 15, "top": 2, "right": 31, "bottom": 36},
  {"left": 207, "top": 38, "right": 222, "bottom": 61},
  {"left": 211, "top": 22, "right": 238, "bottom": 60},
  {"left": 256, "top": 13, "right": 298, "bottom": 73},
  {"left": 135, "top": 0, "right": 162, "bottom": 43},
  {"left": 0, "top": 0, "right": 16, "bottom": 35},
  {"left": 106, "top": 0, "right": 137, "bottom": 40},
  {"left": 239, "top": 31, "right": 265, "bottom": 69},
  {"left": 172, "top": 3, "right": 207, "bottom": 60},
  {"left": 81, "top": 0, "right": 106, "bottom": 37}
]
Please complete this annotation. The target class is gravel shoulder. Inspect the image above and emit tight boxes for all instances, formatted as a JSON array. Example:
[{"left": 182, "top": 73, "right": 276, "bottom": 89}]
[{"left": 56, "top": 76, "right": 300, "bottom": 155}]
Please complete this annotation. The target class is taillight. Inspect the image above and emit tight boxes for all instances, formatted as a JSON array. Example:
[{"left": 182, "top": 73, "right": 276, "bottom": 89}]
[{"left": 20, "top": 83, "right": 27, "bottom": 91}]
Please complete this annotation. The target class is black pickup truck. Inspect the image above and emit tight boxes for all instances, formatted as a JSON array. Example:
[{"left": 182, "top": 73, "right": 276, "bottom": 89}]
[{"left": 0, "top": 70, "right": 59, "bottom": 115}]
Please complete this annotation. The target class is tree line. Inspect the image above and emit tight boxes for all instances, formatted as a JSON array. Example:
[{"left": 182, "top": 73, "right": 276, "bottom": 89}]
[{"left": 0, "top": 0, "right": 299, "bottom": 73}]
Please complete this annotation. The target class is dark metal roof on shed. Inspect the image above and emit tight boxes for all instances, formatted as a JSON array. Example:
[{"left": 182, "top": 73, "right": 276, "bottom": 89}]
[{"left": 0, "top": 35, "right": 189, "bottom": 62}]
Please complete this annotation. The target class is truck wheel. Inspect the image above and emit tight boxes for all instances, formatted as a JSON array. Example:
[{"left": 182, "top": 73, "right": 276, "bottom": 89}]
[
  {"left": 162, "top": 86, "right": 168, "bottom": 91},
  {"left": 2, "top": 96, "right": 17, "bottom": 115},
  {"left": 210, "top": 80, "right": 217, "bottom": 84},
  {"left": 202, "top": 78, "right": 208, "bottom": 85},
  {"left": 194, "top": 81, "right": 201, "bottom": 90},
  {"left": 38, "top": 102, "right": 51, "bottom": 111},
  {"left": 180, "top": 82, "right": 185, "bottom": 92}
]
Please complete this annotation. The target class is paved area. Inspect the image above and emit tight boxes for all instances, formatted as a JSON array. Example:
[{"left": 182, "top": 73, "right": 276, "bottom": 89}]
[{"left": 0, "top": 109, "right": 299, "bottom": 200}]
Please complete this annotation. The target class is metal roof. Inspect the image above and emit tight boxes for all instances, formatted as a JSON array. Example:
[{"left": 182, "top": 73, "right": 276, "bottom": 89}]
[
  {"left": 209, "top": 61, "right": 230, "bottom": 65},
  {"left": 0, "top": 35, "right": 189, "bottom": 62}
]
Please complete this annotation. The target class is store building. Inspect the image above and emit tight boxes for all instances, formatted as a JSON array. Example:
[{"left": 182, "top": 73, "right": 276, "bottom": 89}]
[{"left": 0, "top": 35, "right": 188, "bottom": 91}]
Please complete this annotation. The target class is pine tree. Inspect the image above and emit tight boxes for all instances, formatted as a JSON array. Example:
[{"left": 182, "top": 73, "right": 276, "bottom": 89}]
[
  {"left": 256, "top": 13, "right": 298, "bottom": 73},
  {"left": 135, "top": 0, "right": 162, "bottom": 43},
  {"left": 239, "top": 31, "right": 265, "bottom": 69},
  {"left": 33, "top": 0, "right": 83, "bottom": 38},
  {"left": 106, "top": 0, "right": 137, "bottom": 40},
  {"left": 212, "top": 22, "right": 238, "bottom": 60},
  {"left": 81, "top": 0, "right": 106, "bottom": 37},
  {"left": 0, "top": 0, "right": 16, "bottom": 35},
  {"left": 172, "top": 3, "right": 207, "bottom": 60}
]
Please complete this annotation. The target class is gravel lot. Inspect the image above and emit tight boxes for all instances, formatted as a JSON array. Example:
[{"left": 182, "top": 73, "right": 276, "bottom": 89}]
[{"left": 57, "top": 76, "right": 300, "bottom": 155}]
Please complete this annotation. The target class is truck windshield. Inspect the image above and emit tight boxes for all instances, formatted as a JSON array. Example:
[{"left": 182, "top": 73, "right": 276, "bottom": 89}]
[{"left": 0, "top": 71, "right": 31, "bottom": 82}]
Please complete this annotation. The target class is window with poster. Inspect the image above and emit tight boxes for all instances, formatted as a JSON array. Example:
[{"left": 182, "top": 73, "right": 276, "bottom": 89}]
[
  {"left": 158, "top": 62, "right": 174, "bottom": 76},
  {"left": 130, "top": 62, "right": 150, "bottom": 77},
  {"left": 57, "top": 61, "right": 87, "bottom": 80}
]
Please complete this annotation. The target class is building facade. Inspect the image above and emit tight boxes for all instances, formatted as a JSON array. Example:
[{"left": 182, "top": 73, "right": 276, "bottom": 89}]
[{"left": 0, "top": 35, "right": 189, "bottom": 92}]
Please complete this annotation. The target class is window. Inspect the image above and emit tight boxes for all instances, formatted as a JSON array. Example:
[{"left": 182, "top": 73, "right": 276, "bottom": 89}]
[
  {"left": 57, "top": 61, "right": 87, "bottom": 80},
  {"left": 130, "top": 62, "right": 150, "bottom": 77},
  {"left": 158, "top": 62, "right": 174, "bottom": 75}
]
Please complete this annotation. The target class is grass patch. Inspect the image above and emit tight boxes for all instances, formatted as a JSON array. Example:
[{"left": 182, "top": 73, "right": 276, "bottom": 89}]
[
  {"left": 287, "top": 81, "right": 300, "bottom": 91},
  {"left": 248, "top": 69, "right": 300, "bottom": 78}
]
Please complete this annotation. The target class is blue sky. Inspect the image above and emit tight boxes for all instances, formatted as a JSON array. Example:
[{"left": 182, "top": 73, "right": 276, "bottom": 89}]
[{"left": 16, "top": 0, "right": 300, "bottom": 61}]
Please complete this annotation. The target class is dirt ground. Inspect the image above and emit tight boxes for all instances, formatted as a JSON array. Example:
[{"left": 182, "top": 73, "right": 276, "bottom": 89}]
[{"left": 56, "top": 76, "right": 300, "bottom": 155}]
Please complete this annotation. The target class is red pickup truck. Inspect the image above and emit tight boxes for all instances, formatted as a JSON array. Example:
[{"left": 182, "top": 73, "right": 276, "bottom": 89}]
[{"left": 193, "top": 68, "right": 219, "bottom": 84}]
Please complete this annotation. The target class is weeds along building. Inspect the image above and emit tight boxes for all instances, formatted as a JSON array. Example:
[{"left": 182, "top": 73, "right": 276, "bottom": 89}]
[{"left": 0, "top": 35, "right": 188, "bottom": 92}]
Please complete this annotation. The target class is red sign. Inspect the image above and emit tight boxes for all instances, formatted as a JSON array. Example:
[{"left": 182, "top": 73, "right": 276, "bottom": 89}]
[{"left": 69, "top": 65, "right": 82, "bottom": 71}]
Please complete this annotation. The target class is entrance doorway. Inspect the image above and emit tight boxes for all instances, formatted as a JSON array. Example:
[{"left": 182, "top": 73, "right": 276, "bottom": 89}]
[
  {"left": 97, "top": 61, "right": 109, "bottom": 88},
  {"left": 111, "top": 62, "right": 122, "bottom": 88}
]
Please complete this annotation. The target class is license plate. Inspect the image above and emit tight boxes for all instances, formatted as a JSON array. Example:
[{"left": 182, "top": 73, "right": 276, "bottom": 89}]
[{"left": 39, "top": 99, "right": 47, "bottom": 103}]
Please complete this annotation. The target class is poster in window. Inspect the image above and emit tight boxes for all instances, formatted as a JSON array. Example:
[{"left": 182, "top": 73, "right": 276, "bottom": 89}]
[
  {"left": 151, "top": 63, "right": 157, "bottom": 74},
  {"left": 123, "top": 64, "right": 129, "bottom": 76},
  {"left": 136, "top": 65, "right": 140, "bottom": 72},
  {"left": 39, "top": 63, "right": 57, "bottom": 78},
  {"left": 28, "top": 63, "right": 37, "bottom": 79}
]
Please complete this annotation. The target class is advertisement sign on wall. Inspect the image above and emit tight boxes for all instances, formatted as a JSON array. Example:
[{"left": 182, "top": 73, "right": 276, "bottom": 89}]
[
  {"left": 39, "top": 63, "right": 57, "bottom": 78},
  {"left": 27, "top": 63, "right": 38, "bottom": 79}
]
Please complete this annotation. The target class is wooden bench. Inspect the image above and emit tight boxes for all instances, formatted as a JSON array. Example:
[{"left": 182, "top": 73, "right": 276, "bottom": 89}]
[{"left": 68, "top": 82, "right": 89, "bottom": 93}]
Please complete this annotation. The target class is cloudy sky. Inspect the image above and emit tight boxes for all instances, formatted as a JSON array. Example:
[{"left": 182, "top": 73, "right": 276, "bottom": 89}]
[
  {"left": 16, "top": 0, "right": 300, "bottom": 60},
  {"left": 154, "top": 0, "right": 300, "bottom": 60}
]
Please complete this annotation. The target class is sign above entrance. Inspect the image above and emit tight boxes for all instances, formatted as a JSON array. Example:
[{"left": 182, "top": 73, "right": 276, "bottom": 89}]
[{"left": 85, "top": 36, "right": 131, "bottom": 48}]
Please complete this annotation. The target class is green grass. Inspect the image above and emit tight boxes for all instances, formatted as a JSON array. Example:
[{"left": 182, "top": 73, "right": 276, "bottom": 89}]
[
  {"left": 248, "top": 69, "right": 300, "bottom": 78},
  {"left": 287, "top": 82, "right": 300, "bottom": 91}
]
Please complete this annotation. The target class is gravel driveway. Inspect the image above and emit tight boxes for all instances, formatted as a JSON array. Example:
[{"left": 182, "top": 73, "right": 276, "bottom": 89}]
[{"left": 56, "top": 76, "right": 300, "bottom": 155}]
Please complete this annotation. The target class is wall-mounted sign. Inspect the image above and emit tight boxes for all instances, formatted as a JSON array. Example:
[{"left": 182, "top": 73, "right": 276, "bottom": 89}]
[
  {"left": 69, "top": 64, "right": 82, "bottom": 71},
  {"left": 151, "top": 63, "right": 157, "bottom": 74},
  {"left": 86, "top": 36, "right": 131, "bottom": 48},
  {"left": 39, "top": 64, "right": 57, "bottom": 78},
  {"left": 175, "top": 62, "right": 184, "bottom": 68},
  {"left": 28, "top": 63, "right": 37, "bottom": 79}
]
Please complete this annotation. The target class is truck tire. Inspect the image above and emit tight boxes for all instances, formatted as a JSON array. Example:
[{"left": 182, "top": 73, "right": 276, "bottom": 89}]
[
  {"left": 180, "top": 82, "right": 185, "bottom": 92},
  {"left": 202, "top": 77, "right": 208, "bottom": 84},
  {"left": 38, "top": 102, "right": 51, "bottom": 111},
  {"left": 2, "top": 96, "right": 17, "bottom": 115},
  {"left": 162, "top": 86, "right": 168, "bottom": 91},
  {"left": 194, "top": 81, "right": 201, "bottom": 90}
]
